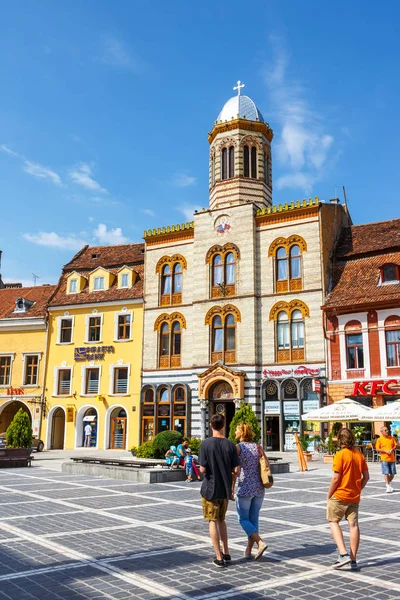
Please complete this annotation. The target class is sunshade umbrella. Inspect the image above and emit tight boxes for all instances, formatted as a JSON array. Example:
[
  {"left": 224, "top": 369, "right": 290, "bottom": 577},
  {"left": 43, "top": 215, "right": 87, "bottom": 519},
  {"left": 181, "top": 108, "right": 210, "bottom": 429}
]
[
  {"left": 301, "top": 398, "right": 373, "bottom": 422},
  {"left": 361, "top": 399, "right": 400, "bottom": 421}
]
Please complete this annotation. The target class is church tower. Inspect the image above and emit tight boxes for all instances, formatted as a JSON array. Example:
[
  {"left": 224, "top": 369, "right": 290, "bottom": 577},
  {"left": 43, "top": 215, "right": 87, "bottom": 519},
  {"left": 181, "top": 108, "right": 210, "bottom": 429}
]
[{"left": 208, "top": 81, "right": 273, "bottom": 211}]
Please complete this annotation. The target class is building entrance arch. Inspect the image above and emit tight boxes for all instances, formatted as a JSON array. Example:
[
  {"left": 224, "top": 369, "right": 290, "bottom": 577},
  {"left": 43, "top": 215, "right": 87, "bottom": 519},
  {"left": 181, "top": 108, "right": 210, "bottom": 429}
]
[
  {"left": 209, "top": 380, "right": 235, "bottom": 438},
  {"left": 75, "top": 405, "right": 98, "bottom": 448},
  {"left": 0, "top": 400, "right": 32, "bottom": 434},
  {"left": 50, "top": 407, "right": 66, "bottom": 449},
  {"left": 108, "top": 407, "right": 127, "bottom": 450}
]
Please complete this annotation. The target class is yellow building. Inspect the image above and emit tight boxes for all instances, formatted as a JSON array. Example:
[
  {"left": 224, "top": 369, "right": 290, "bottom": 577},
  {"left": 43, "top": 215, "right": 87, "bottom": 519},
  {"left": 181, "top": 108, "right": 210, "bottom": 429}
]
[
  {"left": 0, "top": 284, "right": 56, "bottom": 443},
  {"left": 42, "top": 243, "right": 144, "bottom": 450}
]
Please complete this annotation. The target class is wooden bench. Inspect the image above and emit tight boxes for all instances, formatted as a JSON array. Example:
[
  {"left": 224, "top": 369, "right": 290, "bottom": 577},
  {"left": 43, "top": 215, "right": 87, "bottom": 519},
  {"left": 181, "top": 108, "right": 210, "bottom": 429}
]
[
  {"left": 266, "top": 457, "right": 282, "bottom": 462},
  {"left": 71, "top": 457, "right": 166, "bottom": 469},
  {"left": 0, "top": 448, "right": 32, "bottom": 468}
]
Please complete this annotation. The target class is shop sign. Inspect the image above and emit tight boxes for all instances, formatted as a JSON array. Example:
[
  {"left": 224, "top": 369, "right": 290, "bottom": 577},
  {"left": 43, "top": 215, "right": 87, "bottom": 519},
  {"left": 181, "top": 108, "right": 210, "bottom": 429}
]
[
  {"left": 74, "top": 346, "right": 115, "bottom": 362},
  {"left": 264, "top": 401, "right": 280, "bottom": 415},
  {"left": 66, "top": 406, "right": 75, "bottom": 423},
  {"left": 312, "top": 379, "right": 321, "bottom": 393},
  {"left": 303, "top": 400, "right": 319, "bottom": 413},
  {"left": 262, "top": 365, "right": 321, "bottom": 379},
  {"left": 283, "top": 401, "right": 300, "bottom": 416},
  {"left": 6, "top": 387, "right": 24, "bottom": 396},
  {"left": 352, "top": 380, "right": 400, "bottom": 396}
]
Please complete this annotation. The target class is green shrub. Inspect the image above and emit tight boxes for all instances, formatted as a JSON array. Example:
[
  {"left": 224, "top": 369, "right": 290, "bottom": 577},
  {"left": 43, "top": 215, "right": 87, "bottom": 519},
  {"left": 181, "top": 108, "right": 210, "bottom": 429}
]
[
  {"left": 6, "top": 408, "right": 32, "bottom": 449},
  {"left": 135, "top": 441, "right": 156, "bottom": 458},
  {"left": 298, "top": 434, "right": 312, "bottom": 452},
  {"left": 130, "top": 446, "right": 138, "bottom": 455},
  {"left": 228, "top": 402, "right": 261, "bottom": 443},
  {"left": 188, "top": 437, "right": 201, "bottom": 455},
  {"left": 153, "top": 430, "right": 183, "bottom": 458}
]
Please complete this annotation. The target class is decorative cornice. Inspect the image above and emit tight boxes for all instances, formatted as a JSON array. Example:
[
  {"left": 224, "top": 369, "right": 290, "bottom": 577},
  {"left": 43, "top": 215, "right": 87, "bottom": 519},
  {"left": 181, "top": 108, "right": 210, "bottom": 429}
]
[
  {"left": 155, "top": 254, "right": 187, "bottom": 274},
  {"left": 268, "top": 235, "right": 307, "bottom": 257},
  {"left": 208, "top": 119, "right": 273, "bottom": 145},
  {"left": 144, "top": 222, "right": 194, "bottom": 244},
  {"left": 269, "top": 299, "right": 310, "bottom": 321},
  {"left": 154, "top": 312, "right": 187, "bottom": 331},
  {"left": 204, "top": 304, "right": 241, "bottom": 325},
  {"left": 256, "top": 198, "right": 320, "bottom": 227}
]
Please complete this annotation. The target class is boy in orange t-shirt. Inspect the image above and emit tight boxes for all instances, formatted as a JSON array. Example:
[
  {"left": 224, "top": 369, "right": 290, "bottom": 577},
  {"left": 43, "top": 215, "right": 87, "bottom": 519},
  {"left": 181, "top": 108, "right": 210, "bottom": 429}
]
[
  {"left": 375, "top": 425, "right": 397, "bottom": 493},
  {"left": 327, "top": 428, "right": 369, "bottom": 570}
]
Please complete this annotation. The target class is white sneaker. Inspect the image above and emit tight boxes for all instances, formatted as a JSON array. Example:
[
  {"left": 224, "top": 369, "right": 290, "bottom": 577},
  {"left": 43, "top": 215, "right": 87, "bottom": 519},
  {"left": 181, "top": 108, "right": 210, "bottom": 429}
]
[
  {"left": 390, "top": 485, "right": 394, "bottom": 492},
  {"left": 386, "top": 486, "right": 393, "bottom": 493}
]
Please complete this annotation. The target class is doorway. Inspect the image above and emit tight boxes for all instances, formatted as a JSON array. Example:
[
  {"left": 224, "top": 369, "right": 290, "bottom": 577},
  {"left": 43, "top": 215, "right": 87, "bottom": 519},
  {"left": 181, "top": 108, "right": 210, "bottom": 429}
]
[
  {"left": 110, "top": 408, "right": 127, "bottom": 449},
  {"left": 51, "top": 407, "right": 65, "bottom": 449},
  {"left": 0, "top": 400, "right": 31, "bottom": 434},
  {"left": 209, "top": 381, "right": 235, "bottom": 437},
  {"left": 264, "top": 416, "right": 280, "bottom": 451},
  {"left": 82, "top": 408, "right": 98, "bottom": 447}
]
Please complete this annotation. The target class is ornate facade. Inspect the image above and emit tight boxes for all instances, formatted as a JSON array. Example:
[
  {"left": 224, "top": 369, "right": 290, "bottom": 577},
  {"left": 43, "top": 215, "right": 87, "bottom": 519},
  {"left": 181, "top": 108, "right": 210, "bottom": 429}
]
[{"left": 141, "top": 84, "right": 352, "bottom": 450}]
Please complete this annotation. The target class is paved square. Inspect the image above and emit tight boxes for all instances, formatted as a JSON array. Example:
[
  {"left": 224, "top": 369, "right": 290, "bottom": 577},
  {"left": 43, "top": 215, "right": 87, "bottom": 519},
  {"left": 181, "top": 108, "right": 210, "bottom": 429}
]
[{"left": 0, "top": 464, "right": 399, "bottom": 599}]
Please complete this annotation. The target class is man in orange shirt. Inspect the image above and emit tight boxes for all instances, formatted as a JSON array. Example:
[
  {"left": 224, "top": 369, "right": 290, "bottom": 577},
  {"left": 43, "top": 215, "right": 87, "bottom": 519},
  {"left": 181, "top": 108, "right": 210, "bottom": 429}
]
[
  {"left": 375, "top": 425, "right": 397, "bottom": 493},
  {"left": 327, "top": 428, "right": 369, "bottom": 570}
]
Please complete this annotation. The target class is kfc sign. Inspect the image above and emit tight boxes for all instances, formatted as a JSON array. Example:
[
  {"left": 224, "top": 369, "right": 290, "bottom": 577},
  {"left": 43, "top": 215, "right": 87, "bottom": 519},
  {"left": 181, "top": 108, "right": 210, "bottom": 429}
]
[{"left": 352, "top": 380, "right": 400, "bottom": 396}]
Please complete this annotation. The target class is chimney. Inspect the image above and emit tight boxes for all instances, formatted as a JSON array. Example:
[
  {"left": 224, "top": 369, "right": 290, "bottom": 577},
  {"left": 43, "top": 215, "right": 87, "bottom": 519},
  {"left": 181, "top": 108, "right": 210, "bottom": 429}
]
[{"left": 329, "top": 198, "right": 340, "bottom": 205}]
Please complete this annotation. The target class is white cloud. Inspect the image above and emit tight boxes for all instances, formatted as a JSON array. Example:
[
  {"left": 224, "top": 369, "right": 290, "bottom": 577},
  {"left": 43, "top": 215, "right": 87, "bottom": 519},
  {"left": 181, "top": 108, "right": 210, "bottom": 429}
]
[
  {"left": 23, "top": 231, "right": 87, "bottom": 250},
  {"left": 176, "top": 203, "right": 202, "bottom": 220},
  {"left": 0, "top": 144, "right": 19, "bottom": 157},
  {"left": 100, "top": 35, "right": 143, "bottom": 71},
  {"left": 265, "top": 36, "right": 335, "bottom": 193},
  {"left": 88, "top": 216, "right": 94, "bottom": 222},
  {"left": 171, "top": 172, "right": 197, "bottom": 188},
  {"left": 140, "top": 208, "right": 156, "bottom": 217},
  {"left": 23, "top": 161, "right": 62, "bottom": 186},
  {"left": 92, "top": 223, "right": 129, "bottom": 245},
  {"left": 69, "top": 163, "right": 108, "bottom": 194}
]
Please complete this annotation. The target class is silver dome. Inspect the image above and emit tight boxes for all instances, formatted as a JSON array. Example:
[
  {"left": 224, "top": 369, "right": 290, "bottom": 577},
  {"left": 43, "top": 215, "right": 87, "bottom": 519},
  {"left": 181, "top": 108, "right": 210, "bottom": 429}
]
[{"left": 217, "top": 95, "right": 264, "bottom": 123}]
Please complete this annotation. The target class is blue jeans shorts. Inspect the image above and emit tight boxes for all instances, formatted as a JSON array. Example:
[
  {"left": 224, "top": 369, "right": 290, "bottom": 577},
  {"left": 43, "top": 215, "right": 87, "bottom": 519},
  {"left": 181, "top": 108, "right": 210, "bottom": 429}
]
[{"left": 382, "top": 461, "right": 397, "bottom": 475}]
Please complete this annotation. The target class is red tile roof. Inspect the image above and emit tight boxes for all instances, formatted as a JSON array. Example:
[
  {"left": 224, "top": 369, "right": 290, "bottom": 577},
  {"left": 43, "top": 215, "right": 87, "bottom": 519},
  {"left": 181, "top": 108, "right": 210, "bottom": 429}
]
[
  {"left": 325, "top": 219, "right": 400, "bottom": 309},
  {"left": 49, "top": 243, "right": 144, "bottom": 307},
  {"left": 0, "top": 285, "right": 57, "bottom": 320}
]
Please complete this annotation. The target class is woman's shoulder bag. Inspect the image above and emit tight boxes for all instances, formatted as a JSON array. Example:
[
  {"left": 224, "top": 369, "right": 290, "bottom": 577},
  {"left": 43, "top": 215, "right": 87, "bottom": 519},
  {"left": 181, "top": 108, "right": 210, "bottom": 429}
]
[{"left": 257, "top": 443, "right": 274, "bottom": 489}]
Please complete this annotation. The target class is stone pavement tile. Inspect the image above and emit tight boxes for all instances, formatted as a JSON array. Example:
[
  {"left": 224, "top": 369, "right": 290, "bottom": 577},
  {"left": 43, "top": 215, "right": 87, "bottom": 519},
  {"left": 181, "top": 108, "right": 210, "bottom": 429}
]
[
  {"left": 109, "top": 501, "right": 201, "bottom": 522},
  {"left": 36, "top": 487, "right": 121, "bottom": 500},
  {"left": 0, "top": 566, "right": 162, "bottom": 600},
  {"left": 361, "top": 557, "right": 400, "bottom": 581},
  {"left": 258, "top": 504, "right": 326, "bottom": 526},
  {"left": 16, "top": 512, "right": 127, "bottom": 536},
  {"left": 0, "top": 501, "right": 73, "bottom": 519},
  {"left": 74, "top": 494, "right": 167, "bottom": 509},
  {"left": 0, "top": 540, "right": 77, "bottom": 576}
]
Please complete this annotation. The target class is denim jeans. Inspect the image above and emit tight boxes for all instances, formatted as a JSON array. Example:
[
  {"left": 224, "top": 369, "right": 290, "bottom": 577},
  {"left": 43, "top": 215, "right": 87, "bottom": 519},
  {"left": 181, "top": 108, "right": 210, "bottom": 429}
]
[{"left": 236, "top": 493, "right": 265, "bottom": 538}]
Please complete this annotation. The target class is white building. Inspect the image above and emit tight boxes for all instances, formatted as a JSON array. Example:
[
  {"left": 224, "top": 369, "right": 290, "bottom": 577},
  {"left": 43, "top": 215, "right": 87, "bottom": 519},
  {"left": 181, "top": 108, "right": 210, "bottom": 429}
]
[{"left": 140, "top": 84, "right": 351, "bottom": 450}]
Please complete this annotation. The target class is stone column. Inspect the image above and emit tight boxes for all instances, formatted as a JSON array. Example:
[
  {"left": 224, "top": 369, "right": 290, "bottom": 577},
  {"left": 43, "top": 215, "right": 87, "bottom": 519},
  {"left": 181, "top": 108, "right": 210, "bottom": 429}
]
[{"left": 199, "top": 399, "right": 209, "bottom": 440}]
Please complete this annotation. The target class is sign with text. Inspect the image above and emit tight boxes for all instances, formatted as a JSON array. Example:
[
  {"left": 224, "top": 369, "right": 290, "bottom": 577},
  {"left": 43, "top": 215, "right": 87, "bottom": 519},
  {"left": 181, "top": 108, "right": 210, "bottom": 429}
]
[
  {"left": 6, "top": 388, "right": 24, "bottom": 396},
  {"left": 352, "top": 380, "right": 400, "bottom": 396},
  {"left": 303, "top": 400, "right": 319, "bottom": 413},
  {"left": 264, "top": 401, "right": 280, "bottom": 415},
  {"left": 263, "top": 365, "right": 321, "bottom": 379},
  {"left": 74, "top": 346, "right": 115, "bottom": 362},
  {"left": 283, "top": 401, "right": 300, "bottom": 416}
]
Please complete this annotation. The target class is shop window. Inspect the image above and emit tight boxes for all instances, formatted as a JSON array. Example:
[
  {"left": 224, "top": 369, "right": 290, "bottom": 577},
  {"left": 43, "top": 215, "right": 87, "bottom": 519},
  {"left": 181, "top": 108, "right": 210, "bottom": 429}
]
[
  {"left": 173, "top": 386, "right": 186, "bottom": 436},
  {"left": 157, "top": 387, "right": 170, "bottom": 433},
  {"left": 276, "top": 309, "right": 305, "bottom": 363},
  {"left": 208, "top": 245, "right": 239, "bottom": 298},
  {"left": 23, "top": 355, "right": 39, "bottom": 386},
  {"left": 142, "top": 388, "right": 155, "bottom": 442},
  {"left": 85, "top": 368, "right": 100, "bottom": 395},
  {"left": 385, "top": 315, "right": 400, "bottom": 367},
  {"left": 269, "top": 236, "right": 306, "bottom": 293},
  {"left": 380, "top": 264, "right": 400, "bottom": 284},
  {"left": 59, "top": 318, "right": 73, "bottom": 344},
  {"left": 345, "top": 321, "right": 364, "bottom": 369},
  {"left": 155, "top": 314, "right": 186, "bottom": 369},
  {"left": 57, "top": 369, "right": 71, "bottom": 395},
  {"left": 156, "top": 256, "right": 187, "bottom": 306},
  {"left": 113, "top": 367, "right": 129, "bottom": 394},
  {"left": 117, "top": 314, "right": 131, "bottom": 340},
  {"left": 0, "top": 356, "right": 12, "bottom": 386},
  {"left": 87, "top": 316, "right": 102, "bottom": 342},
  {"left": 283, "top": 380, "right": 300, "bottom": 451}
]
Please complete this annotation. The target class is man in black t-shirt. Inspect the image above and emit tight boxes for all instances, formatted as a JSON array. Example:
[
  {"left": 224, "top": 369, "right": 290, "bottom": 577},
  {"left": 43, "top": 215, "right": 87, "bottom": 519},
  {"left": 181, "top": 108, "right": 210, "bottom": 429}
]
[{"left": 198, "top": 413, "right": 239, "bottom": 568}]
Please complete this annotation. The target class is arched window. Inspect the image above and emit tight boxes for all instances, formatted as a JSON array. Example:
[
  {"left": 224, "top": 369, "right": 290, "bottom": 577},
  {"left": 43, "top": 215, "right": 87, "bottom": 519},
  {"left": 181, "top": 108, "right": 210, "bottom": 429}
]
[
  {"left": 156, "top": 314, "right": 185, "bottom": 368},
  {"left": 229, "top": 146, "right": 235, "bottom": 178},
  {"left": 213, "top": 254, "right": 223, "bottom": 286},
  {"left": 161, "top": 265, "right": 171, "bottom": 296},
  {"left": 225, "top": 252, "right": 235, "bottom": 285},
  {"left": 243, "top": 145, "right": 249, "bottom": 177},
  {"left": 173, "top": 386, "right": 186, "bottom": 436},
  {"left": 211, "top": 155, "right": 215, "bottom": 187},
  {"left": 276, "top": 309, "right": 306, "bottom": 362},
  {"left": 264, "top": 151, "right": 269, "bottom": 184},
  {"left": 210, "top": 310, "right": 238, "bottom": 364},
  {"left": 160, "top": 323, "right": 170, "bottom": 363},
  {"left": 251, "top": 147, "right": 257, "bottom": 178},
  {"left": 221, "top": 147, "right": 228, "bottom": 180},
  {"left": 385, "top": 316, "right": 400, "bottom": 367},
  {"left": 142, "top": 388, "right": 155, "bottom": 442},
  {"left": 172, "top": 321, "right": 181, "bottom": 366},
  {"left": 290, "top": 245, "right": 301, "bottom": 279},
  {"left": 145, "top": 388, "right": 154, "bottom": 403},
  {"left": 277, "top": 247, "right": 288, "bottom": 282},
  {"left": 345, "top": 321, "right": 364, "bottom": 370},
  {"left": 173, "top": 263, "right": 182, "bottom": 294},
  {"left": 157, "top": 387, "right": 170, "bottom": 433},
  {"left": 270, "top": 237, "right": 305, "bottom": 293}
]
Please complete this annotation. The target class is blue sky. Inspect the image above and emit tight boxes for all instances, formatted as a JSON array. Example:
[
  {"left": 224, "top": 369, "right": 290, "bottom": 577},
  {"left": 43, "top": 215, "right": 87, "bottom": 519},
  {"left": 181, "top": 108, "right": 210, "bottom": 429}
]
[{"left": 0, "top": 1, "right": 399, "bottom": 285}]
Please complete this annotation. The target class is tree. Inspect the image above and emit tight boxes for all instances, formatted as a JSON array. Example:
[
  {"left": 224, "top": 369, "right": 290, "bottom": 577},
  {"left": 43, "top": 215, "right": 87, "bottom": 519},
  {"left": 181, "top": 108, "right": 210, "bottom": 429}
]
[
  {"left": 228, "top": 401, "right": 261, "bottom": 443},
  {"left": 6, "top": 408, "right": 33, "bottom": 448}
]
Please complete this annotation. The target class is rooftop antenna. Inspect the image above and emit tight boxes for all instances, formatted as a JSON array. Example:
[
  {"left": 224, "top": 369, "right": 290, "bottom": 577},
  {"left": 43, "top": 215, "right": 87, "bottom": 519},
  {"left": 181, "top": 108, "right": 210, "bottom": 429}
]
[
  {"left": 342, "top": 185, "right": 348, "bottom": 207},
  {"left": 32, "top": 273, "right": 40, "bottom": 286}
]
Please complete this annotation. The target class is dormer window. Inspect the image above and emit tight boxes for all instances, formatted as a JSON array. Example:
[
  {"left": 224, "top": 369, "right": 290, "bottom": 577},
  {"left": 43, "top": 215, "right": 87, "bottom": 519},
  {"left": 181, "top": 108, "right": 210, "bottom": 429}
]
[
  {"left": 69, "top": 279, "right": 78, "bottom": 293},
  {"left": 92, "top": 253, "right": 100, "bottom": 259},
  {"left": 14, "top": 297, "right": 34, "bottom": 313},
  {"left": 94, "top": 276, "right": 105, "bottom": 290},
  {"left": 381, "top": 264, "right": 400, "bottom": 285},
  {"left": 121, "top": 273, "right": 129, "bottom": 288}
]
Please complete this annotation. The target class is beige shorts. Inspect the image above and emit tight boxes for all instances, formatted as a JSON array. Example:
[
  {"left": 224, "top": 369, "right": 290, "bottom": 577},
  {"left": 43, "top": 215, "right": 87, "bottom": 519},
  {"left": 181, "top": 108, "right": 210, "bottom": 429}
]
[
  {"left": 327, "top": 497, "right": 359, "bottom": 523},
  {"left": 202, "top": 497, "right": 228, "bottom": 521}
]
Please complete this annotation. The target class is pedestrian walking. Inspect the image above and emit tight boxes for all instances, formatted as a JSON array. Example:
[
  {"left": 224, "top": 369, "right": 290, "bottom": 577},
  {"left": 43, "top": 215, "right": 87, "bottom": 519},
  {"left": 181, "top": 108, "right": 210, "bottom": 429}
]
[
  {"left": 375, "top": 425, "right": 397, "bottom": 492},
  {"left": 198, "top": 413, "right": 239, "bottom": 568},
  {"left": 233, "top": 422, "right": 268, "bottom": 560},
  {"left": 84, "top": 423, "right": 92, "bottom": 447},
  {"left": 327, "top": 428, "right": 369, "bottom": 570},
  {"left": 184, "top": 448, "right": 194, "bottom": 481}
]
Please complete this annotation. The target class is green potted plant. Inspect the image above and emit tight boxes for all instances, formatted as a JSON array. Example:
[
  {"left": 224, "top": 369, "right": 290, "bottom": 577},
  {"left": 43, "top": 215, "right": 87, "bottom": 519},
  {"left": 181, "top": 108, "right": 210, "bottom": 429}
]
[
  {"left": 323, "top": 431, "right": 339, "bottom": 463},
  {"left": 4, "top": 408, "right": 33, "bottom": 466},
  {"left": 298, "top": 434, "right": 313, "bottom": 462},
  {"left": 352, "top": 425, "right": 366, "bottom": 444}
]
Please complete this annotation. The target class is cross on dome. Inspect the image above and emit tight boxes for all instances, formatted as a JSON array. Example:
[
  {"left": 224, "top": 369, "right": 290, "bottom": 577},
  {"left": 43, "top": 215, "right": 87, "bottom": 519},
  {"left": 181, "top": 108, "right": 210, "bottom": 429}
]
[{"left": 233, "top": 80, "right": 245, "bottom": 96}]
